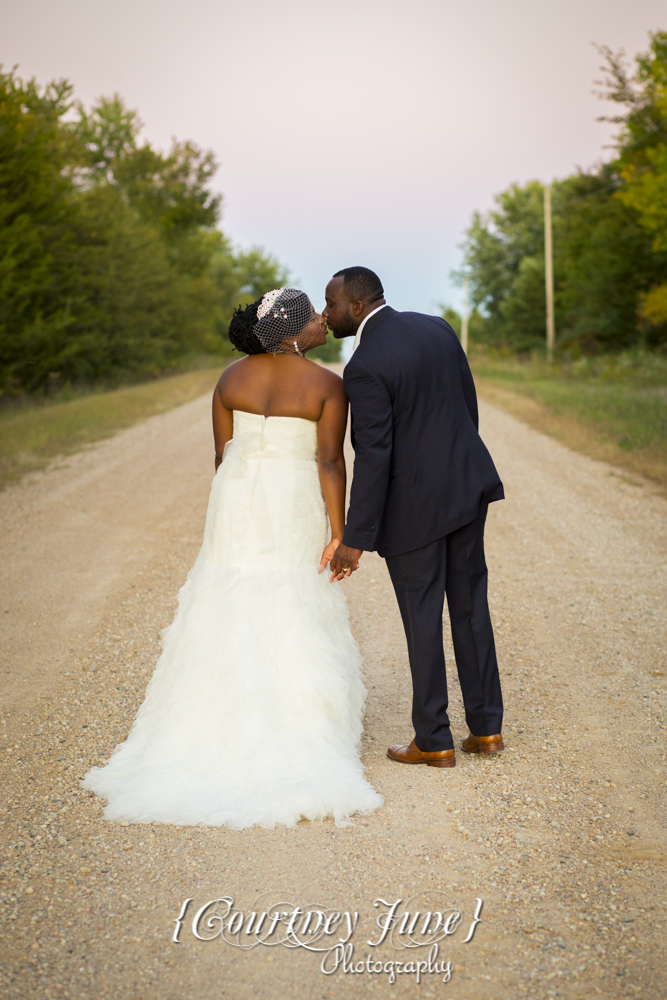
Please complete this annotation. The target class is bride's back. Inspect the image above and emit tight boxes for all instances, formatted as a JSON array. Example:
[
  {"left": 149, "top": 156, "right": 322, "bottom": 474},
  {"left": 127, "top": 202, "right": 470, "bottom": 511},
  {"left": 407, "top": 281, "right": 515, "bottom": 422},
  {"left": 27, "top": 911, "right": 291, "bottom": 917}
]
[{"left": 216, "top": 353, "right": 341, "bottom": 423}]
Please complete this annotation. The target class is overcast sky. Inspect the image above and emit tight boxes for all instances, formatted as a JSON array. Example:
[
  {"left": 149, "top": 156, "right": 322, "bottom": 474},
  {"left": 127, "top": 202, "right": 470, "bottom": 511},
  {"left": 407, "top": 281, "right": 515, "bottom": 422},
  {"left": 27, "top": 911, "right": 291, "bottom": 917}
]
[{"left": 2, "top": 0, "right": 663, "bottom": 328}]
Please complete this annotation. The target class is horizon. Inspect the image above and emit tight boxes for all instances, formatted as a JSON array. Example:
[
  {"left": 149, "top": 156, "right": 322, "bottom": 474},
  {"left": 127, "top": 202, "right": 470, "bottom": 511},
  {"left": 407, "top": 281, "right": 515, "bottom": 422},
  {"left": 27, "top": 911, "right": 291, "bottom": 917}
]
[{"left": 2, "top": 0, "right": 662, "bottom": 339}]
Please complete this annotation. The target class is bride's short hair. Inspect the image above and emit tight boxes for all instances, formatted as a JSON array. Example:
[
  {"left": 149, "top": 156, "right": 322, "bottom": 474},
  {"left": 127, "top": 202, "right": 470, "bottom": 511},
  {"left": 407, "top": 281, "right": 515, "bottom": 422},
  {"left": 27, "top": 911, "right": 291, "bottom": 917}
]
[
  {"left": 228, "top": 298, "right": 265, "bottom": 355},
  {"left": 228, "top": 288, "right": 313, "bottom": 355}
]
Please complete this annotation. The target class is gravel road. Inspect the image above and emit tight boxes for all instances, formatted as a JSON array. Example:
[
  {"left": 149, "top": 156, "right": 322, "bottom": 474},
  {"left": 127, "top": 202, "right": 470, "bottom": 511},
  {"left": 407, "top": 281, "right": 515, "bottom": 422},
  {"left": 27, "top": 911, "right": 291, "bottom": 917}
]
[{"left": 1, "top": 387, "right": 666, "bottom": 999}]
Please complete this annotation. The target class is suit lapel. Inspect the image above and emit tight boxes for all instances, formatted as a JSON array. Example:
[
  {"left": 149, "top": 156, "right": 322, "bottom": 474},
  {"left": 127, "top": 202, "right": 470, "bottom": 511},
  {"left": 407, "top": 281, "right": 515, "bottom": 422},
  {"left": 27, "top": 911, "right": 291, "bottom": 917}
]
[
  {"left": 361, "top": 305, "right": 396, "bottom": 340},
  {"left": 348, "top": 307, "right": 396, "bottom": 452}
]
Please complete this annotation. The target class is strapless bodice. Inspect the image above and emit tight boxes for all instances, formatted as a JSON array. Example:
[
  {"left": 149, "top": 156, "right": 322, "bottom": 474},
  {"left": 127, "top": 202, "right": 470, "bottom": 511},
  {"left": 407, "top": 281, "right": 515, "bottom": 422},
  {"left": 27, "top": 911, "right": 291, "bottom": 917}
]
[
  {"left": 228, "top": 410, "right": 317, "bottom": 462},
  {"left": 205, "top": 409, "right": 327, "bottom": 570}
]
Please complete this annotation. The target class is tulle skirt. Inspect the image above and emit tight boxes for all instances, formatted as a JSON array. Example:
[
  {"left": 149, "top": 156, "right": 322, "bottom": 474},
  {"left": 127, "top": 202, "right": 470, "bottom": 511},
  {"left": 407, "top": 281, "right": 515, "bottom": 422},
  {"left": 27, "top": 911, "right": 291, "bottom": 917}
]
[{"left": 82, "top": 412, "right": 383, "bottom": 828}]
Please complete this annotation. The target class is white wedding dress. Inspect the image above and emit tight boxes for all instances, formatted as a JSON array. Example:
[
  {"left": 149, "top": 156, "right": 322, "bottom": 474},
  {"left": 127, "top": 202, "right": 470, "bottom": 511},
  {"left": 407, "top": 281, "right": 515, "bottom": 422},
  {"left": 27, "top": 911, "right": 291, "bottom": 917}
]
[{"left": 83, "top": 410, "right": 382, "bottom": 828}]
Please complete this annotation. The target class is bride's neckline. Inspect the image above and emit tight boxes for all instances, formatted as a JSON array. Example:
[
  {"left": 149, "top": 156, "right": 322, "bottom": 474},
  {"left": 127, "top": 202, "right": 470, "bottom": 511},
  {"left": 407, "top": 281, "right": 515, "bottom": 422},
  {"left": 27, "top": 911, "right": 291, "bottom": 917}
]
[{"left": 232, "top": 409, "right": 316, "bottom": 425}]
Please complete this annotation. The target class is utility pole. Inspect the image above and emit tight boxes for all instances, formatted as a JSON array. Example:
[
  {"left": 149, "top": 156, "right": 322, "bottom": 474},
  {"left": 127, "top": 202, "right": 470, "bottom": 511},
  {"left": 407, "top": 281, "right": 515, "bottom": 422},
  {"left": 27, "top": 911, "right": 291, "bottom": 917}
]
[
  {"left": 544, "top": 183, "right": 555, "bottom": 362},
  {"left": 461, "top": 275, "right": 469, "bottom": 355}
]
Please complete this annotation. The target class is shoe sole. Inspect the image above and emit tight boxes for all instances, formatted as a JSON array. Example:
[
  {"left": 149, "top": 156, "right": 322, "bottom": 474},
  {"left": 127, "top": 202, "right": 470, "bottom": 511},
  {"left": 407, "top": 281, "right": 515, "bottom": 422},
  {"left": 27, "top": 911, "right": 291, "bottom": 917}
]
[
  {"left": 386, "top": 752, "right": 456, "bottom": 768},
  {"left": 460, "top": 743, "right": 505, "bottom": 754}
]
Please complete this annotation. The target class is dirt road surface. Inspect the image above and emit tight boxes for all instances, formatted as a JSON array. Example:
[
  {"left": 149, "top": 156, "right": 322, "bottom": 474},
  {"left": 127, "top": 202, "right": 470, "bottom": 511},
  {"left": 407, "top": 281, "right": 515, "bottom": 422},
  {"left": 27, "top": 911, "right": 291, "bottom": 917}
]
[{"left": 1, "top": 386, "right": 666, "bottom": 999}]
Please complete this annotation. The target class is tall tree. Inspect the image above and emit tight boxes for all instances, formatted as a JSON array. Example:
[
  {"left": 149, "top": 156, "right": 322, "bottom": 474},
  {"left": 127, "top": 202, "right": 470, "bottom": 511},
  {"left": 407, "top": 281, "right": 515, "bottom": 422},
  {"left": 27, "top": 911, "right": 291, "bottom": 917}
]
[
  {"left": 461, "top": 31, "right": 667, "bottom": 354},
  {"left": 462, "top": 181, "right": 548, "bottom": 352},
  {"left": 555, "top": 166, "right": 664, "bottom": 350},
  {"left": 0, "top": 74, "right": 300, "bottom": 392},
  {"left": 0, "top": 69, "right": 83, "bottom": 392},
  {"left": 598, "top": 31, "right": 667, "bottom": 332}
]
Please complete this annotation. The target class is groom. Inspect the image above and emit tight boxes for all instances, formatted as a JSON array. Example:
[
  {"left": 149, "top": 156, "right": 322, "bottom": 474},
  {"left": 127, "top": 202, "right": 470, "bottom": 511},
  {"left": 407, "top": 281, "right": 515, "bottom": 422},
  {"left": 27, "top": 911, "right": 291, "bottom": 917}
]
[{"left": 324, "top": 266, "right": 505, "bottom": 768}]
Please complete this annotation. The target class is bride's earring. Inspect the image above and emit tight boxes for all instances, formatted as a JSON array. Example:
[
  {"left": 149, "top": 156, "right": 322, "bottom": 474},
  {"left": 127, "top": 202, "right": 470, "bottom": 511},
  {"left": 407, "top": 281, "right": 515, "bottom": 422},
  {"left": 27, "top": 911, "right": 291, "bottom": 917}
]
[{"left": 293, "top": 340, "right": 304, "bottom": 357}]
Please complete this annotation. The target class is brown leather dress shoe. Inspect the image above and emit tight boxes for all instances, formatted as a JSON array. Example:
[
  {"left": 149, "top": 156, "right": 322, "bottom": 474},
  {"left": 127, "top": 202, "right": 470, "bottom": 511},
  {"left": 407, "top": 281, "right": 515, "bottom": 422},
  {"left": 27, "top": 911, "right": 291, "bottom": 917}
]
[
  {"left": 461, "top": 732, "right": 505, "bottom": 754},
  {"left": 387, "top": 739, "right": 456, "bottom": 768}
]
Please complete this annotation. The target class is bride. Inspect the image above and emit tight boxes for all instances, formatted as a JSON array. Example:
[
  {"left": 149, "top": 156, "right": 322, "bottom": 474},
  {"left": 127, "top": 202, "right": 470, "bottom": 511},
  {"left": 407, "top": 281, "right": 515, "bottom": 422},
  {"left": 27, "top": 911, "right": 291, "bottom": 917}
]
[{"left": 83, "top": 288, "right": 383, "bottom": 828}]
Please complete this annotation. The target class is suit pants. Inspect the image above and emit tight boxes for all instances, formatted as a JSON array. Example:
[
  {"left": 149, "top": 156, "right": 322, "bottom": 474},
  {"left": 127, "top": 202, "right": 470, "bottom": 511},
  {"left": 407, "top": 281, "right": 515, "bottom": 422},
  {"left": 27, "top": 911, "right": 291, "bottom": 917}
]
[{"left": 385, "top": 503, "right": 503, "bottom": 752}]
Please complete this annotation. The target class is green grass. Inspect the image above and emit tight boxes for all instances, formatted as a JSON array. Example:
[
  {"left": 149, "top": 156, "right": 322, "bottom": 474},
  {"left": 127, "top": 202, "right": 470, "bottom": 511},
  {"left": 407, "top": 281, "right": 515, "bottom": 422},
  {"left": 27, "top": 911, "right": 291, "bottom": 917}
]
[
  {"left": 4, "top": 345, "right": 665, "bottom": 493},
  {"left": 472, "top": 350, "right": 667, "bottom": 487},
  {"left": 0, "top": 366, "right": 224, "bottom": 489}
]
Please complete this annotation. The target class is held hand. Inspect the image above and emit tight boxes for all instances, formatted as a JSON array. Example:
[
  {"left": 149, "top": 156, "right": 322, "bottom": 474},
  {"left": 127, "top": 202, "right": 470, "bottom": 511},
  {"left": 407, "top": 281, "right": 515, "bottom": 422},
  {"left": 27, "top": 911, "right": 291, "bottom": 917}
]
[
  {"left": 330, "top": 543, "right": 363, "bottom": 583},
  {"left": 318, "top": 538, "right": 341, "bottom": 575}
]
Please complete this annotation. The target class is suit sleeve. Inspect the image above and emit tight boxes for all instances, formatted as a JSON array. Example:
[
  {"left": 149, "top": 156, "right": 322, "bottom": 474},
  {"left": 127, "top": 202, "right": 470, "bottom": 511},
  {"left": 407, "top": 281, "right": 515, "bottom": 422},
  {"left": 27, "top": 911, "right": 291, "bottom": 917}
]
[
  {"left": 457, "top": 342, "right": 479, "bottom": 430},
  {"left": 342, "top": 364, "right": 393, "bottom": 552}
]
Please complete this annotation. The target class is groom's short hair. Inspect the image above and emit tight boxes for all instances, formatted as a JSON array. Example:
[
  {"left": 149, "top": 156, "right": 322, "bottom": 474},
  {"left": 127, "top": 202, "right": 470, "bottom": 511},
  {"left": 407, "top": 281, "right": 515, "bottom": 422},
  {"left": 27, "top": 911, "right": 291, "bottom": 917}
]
[{"left": 333, "top": 266, "right": 384, "bottom": 305}]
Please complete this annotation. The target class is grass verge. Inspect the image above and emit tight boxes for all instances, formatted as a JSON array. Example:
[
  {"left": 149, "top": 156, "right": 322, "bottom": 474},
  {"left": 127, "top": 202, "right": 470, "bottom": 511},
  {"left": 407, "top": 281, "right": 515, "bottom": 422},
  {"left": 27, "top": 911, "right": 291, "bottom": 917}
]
[
  {"left": 473, "top": 354, "right": 667, "bottom": 489},
  {"left": 0, "top": 367, "right": 223, "bottom": 490}
]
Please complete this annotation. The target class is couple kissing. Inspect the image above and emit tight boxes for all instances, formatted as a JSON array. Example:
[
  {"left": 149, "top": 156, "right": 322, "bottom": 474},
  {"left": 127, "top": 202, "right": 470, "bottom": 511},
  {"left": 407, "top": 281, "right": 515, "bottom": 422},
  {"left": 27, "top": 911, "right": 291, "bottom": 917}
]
[{"left": 83, "top": 267, "right": 505, "bottom": 829}]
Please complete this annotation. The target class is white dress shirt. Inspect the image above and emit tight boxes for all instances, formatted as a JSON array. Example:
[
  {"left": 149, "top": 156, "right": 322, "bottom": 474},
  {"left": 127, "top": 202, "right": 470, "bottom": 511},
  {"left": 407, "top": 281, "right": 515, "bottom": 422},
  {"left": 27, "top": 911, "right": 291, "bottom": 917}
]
[{"left": 352, "top": 304, "right": 389, "bottom": 353}]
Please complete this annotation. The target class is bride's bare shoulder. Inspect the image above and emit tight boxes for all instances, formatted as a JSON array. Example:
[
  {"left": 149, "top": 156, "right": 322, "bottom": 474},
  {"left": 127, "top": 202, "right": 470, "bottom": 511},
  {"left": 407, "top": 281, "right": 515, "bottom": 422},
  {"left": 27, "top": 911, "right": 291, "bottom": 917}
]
[
  {"left": 215, "top": 355, "right": 346, "bottom": 412},
  {"left": 215, "top": 356, "right": 253, "bottom": 389},
  {"left": 306, "top": 360, "right": 346, "bottom": 394}
]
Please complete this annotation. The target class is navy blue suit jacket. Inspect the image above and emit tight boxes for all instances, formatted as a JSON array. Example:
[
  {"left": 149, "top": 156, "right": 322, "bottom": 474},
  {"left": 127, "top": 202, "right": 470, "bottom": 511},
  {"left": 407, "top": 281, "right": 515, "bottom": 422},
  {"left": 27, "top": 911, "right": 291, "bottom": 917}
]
[{"left": 342, "top": 307, "right": 504, "bottom": 558}]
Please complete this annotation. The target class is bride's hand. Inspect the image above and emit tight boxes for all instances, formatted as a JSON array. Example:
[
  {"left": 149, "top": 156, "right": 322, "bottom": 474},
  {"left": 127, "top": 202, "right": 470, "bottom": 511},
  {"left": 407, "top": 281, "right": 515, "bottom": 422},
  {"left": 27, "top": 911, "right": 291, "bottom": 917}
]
[{"left": 318, "top": 538, "right": 341, "bottom": 574}]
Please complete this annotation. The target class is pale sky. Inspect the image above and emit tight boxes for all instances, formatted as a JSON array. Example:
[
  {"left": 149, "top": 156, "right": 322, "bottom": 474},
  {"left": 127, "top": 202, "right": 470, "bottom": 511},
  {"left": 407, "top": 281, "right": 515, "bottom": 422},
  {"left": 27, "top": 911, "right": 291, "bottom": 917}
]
[{"left": 2, "top": 0, "right": 664, "bottom": 333}]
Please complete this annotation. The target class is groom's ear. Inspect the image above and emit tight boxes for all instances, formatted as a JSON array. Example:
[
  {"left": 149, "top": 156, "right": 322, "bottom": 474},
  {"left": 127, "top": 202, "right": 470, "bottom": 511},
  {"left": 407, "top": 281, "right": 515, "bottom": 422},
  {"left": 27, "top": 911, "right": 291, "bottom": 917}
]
[{"left": 350, "top": 299, "right": 366, "bottom": 318}]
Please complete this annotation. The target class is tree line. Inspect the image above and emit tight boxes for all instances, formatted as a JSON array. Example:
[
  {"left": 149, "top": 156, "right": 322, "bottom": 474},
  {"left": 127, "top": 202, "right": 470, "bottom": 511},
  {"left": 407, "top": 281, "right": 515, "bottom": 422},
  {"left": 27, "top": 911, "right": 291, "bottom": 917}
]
[
  {"left": 0, "top": 70, "right": 334, "bottom": 397},
  {"left": 458, "top": 31, "right": 667, "bottom": 355}
]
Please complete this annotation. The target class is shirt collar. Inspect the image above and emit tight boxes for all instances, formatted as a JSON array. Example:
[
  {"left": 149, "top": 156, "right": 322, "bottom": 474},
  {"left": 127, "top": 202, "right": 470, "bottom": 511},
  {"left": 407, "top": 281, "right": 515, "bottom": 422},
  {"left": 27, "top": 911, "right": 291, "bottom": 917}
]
[{"left": 352, "top": 304, "right": 389, "bottom": 352}]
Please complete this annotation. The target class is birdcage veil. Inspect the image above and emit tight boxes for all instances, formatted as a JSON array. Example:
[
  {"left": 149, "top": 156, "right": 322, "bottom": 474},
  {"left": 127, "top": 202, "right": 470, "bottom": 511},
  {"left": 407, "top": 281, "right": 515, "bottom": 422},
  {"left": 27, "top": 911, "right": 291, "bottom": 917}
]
[{"left": 253, "top": 288, "right": 315, "bottom": 354}]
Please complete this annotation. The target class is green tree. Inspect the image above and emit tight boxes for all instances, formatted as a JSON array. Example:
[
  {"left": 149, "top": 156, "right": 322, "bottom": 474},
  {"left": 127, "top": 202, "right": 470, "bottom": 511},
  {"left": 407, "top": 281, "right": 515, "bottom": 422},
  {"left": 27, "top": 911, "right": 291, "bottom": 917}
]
[
  {"left": 439, "top": 305, "right": 488, "bottom": 347},
  {"left": 74, "top": 95, "right": 221, "bottom": 242},
  {"left": 460, "top": 32, "right": 667, "bottom": 354},
  {"left": 0, "top": 74, "right": 295, "bottom": 392},
  {"left": 461, "top": 180, "right": 548, "bottom": 352},
  {"left": 73, "top": 95, "right": 303, "bottom": 357},
  {"left": 308, "top": 334, "right": 342, "bottom": 363},
  {"left": 462, "top": 170, "right": 663, "bottom": 353},
  {"left": 598, "top": 31, "right": 667, "bottom": 330},
  {"left": 0, "top": 69, "right": 80, "bottom": 391},
  {"left": 554, "top": 166, "right": 664, "bottom": 350},
  {"left": 20, "top": 187, "right": 176, "bottom": 386},
  {"left": 74, "top": 93, "right": 142, "bottom": 181},
  {"left": 441, "top": 306, "right": 462, "bottom": 337}
]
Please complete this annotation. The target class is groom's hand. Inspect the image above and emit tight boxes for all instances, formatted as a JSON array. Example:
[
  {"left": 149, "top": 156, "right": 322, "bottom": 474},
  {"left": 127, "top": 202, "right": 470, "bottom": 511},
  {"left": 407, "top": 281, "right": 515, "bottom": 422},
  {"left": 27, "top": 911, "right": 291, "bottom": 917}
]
[{"left": 330, "top": 543, "right": 362, "bottom": 582}]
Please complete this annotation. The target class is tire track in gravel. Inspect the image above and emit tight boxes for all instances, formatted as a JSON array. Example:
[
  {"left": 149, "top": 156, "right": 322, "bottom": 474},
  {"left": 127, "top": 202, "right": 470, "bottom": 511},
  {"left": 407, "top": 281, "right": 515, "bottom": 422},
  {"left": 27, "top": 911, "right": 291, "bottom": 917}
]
[{"left": 0, "top": 391, "right": 665, "bottom": 1000}]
